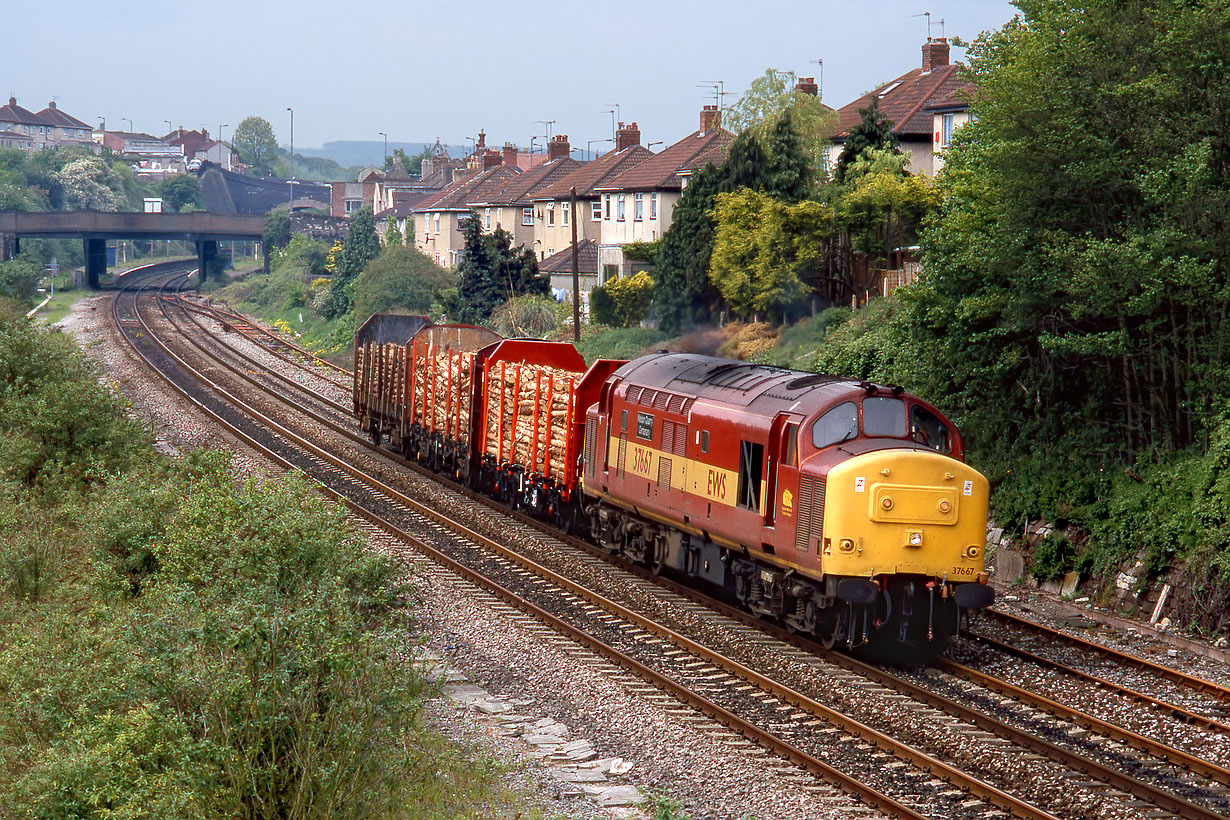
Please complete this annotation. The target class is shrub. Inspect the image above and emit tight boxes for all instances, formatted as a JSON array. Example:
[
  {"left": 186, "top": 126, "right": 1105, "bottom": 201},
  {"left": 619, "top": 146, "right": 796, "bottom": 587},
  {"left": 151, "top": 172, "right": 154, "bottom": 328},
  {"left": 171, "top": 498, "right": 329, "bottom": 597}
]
[{"left": 590, "top": 271, "right": 654, "bottom": 328}]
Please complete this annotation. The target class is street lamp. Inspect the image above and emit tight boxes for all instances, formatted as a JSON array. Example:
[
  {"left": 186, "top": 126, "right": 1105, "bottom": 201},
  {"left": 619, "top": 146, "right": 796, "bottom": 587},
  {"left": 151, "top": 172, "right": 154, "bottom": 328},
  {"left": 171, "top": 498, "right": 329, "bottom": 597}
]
[
  {"left": 164, "top": 119, "right": 172, "bottom": 136},
  {"left": 122, "top": 117, "right": 133, "bottom": 132},
  {"left": 587, "top": 138, "right": 612, "bottom": 161},
  {"left": 287, "top": 107, "right": 294, "bottom": 205},
  {"left": 602, "top": 109, "right": 616, "bottom": 142},
  {"left": 379, "top": 131, "right": 387, "bottom": 166},
  {"left": 529, "top": 136, "right": 538, "bottom": 156}
]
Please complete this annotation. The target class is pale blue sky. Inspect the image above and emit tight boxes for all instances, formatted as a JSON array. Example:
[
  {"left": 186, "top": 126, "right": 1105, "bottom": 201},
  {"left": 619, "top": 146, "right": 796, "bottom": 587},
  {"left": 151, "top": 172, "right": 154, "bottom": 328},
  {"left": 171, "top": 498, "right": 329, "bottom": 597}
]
[{"left": 10, "top": 1, "right": 1018, "bottom": 152}]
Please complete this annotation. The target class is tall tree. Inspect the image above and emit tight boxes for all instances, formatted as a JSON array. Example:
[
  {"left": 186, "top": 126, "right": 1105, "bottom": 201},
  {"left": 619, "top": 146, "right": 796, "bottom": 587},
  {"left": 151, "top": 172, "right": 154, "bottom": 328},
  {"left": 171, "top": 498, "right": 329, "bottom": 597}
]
[
  {"left": 231, "top": 116, "right": 279, "bottom": 175},
  {"left": 452, "top": 215, "right": 547, "bottom": 324},
  {"left": 159, "top": 174, "right": 201, "bottom": 212},
  {"left": 833, "top": 99, "right": 899, "bottom": 182},
  {"left": 761, "top": 107, "right": 813, "bottom": 202},
  {"left": 654, "top": 162, "right": 725, "bottom": 332},
  {"left": 328, "top": 207, "right": 381, "bottom": 317}
]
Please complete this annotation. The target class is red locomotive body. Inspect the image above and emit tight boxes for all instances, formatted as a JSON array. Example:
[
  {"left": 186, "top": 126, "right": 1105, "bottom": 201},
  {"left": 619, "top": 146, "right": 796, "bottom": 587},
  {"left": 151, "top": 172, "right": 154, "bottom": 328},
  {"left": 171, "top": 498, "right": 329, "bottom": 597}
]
[{"left": 582, "top": 354, "right": 992, "bottom": 655}]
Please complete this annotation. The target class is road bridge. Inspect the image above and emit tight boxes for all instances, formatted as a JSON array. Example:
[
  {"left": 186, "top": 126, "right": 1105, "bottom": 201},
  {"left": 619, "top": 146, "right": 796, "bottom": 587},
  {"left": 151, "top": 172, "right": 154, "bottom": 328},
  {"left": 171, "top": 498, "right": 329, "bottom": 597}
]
[{"left": 0, "top": 210, "right": 267, "bottom": 288}]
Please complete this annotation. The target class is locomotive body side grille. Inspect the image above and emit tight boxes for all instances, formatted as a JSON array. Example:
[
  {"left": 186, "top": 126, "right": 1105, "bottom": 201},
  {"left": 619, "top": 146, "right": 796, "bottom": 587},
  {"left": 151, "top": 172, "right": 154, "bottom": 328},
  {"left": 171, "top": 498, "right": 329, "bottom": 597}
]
[
  {"left": 657, "top": 456, "right": 672, "bottom": 490},
  {"left": 795, "top": 475, "right": 826, "bottom": 553},
  {"left": 584, "top": 417, "right": 596, "bottom": 477},
  {"left": 616, "top": 435, "right": 627, "bottom": 478}
]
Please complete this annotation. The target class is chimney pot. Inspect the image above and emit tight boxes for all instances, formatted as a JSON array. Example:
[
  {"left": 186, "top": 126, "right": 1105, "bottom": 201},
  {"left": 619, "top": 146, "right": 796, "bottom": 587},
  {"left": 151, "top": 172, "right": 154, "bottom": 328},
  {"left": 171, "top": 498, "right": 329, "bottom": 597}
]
[
  {"left": 503, "top": 142, "right": 519, "bottom": 167},
  {"left": 48, "top": 101, "right": 57, "bottom": 109},
  {"left": 547, "top": 134, "right": 571, "bottom": 160},
  {"left": 615, "top": 122, "right": 641, "bottom": 151},
  {"left": 795, "top": 77, "right": 819, "bottom": 96},
  {"left": 8, "top": 97, "right": 15, "bottom": 107},
  {"left": 922, "top": 37, "right": 950, "bottom": 73},
  {"left": 699, "top": 105, "right": 722, "bottom": 132},
  {"left": 481, "top": 149, "right": 502, "bottom": 170}
]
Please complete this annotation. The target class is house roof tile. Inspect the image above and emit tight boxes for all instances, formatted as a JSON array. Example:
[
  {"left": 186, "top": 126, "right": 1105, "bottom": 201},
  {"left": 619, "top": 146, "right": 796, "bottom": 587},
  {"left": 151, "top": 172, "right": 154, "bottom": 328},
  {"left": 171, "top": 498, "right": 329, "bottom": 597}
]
[
  {"left": 597, "top": 127, "right": 733, "bottom": 192},
  {"left": 35, "top": 103, "right": 90, "bottom": 130},
  {"left": 531, "top": 145, "right": 655, "bottom": 201},
  {"left": 829, "top": 63, "right": 972, "bottom": 139},
  {"left": 538, "top": 238, "right": 598, "bottom": 275},
  {"left": 415, "top": 164, "right": 521, "bottom": 212},
  {"left": 0, "top": 97, "right": 45, "bottom": 127},
  {"left": 471, "top": 156, "right": 584, "bottom": 206}
]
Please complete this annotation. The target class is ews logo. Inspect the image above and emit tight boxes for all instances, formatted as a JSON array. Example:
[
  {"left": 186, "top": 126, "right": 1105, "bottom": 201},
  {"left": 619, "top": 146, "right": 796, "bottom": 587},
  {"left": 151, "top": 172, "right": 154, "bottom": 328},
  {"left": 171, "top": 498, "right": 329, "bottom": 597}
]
[{"left": 707, "top": 469, "right": 727, "bottom": 500}]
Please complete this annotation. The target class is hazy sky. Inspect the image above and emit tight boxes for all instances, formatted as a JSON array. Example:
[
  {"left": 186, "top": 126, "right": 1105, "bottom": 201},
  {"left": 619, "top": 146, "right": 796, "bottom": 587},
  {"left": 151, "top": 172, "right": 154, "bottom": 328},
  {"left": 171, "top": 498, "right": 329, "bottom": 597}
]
[{"left": 10, "top": 0, "right": 1019, "bottom": 153}]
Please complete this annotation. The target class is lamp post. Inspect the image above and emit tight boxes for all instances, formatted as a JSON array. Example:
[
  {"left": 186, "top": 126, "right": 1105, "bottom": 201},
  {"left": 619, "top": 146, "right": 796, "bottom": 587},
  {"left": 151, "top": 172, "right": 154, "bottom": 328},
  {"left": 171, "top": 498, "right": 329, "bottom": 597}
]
[
  {"left": 379, "top": 131, "right": 387, "bottom": 166},
  {"left": 529, "top": 136, "right": 538, "bottom": 156},
  {"left": 122, "top": 117, "right": 133, "bottom": 132},
  {"left": 602, "top": 109, "right": 616, "bottom": 142},
  {"left": 587, "top": 138, "right": 611, "bottom": 161},
  {"left": 164, "top": 119, "right": 172, "bottom": 136},
  {"left": 286, "top": 107, "right": 294, "bottom": 206}
]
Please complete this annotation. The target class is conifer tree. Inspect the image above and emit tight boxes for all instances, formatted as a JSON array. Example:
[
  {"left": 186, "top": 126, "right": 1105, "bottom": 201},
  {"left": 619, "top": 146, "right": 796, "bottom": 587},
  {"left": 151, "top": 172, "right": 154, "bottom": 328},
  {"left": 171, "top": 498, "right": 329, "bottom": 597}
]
[{"left": 834, "top": 99, "right": 899, "bottom": 182}]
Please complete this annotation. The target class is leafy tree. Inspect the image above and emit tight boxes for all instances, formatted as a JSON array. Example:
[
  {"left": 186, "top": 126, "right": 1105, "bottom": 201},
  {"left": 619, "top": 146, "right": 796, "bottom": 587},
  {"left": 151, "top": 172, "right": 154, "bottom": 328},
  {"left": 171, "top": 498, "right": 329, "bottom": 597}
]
[
  {"left": 328, "top": 207, "right": 382, "bottom": 317},
  {"left": 0, "top": 258, "right": 41, "bottom": 303},
  {"left": 833, "top": 99, "right": 899, "bottom": 182},
  {"left": 835, "top": 147, "right": 939, "bottom": 265},
  {"left": 590, "top": 271, "right": 655, "bottom": 328},
  {"left": 351, "top": 245, "right": 453, "bottom": 327},
  {"left": 231, "top": 116, "right": 279, "bottom": 174},
  {"left": 724, "top": 68, "right": 834, "bottom": 178},
  {"left": 384, "top": 217, "right": 404, "bottom": 247},
  {"left": 262, "top": 208, "right": 291, "bottom": 253},
  {"left": 762, "top": 107, "right": 813, "bottom": 202},
  {"left": 54, "top": 157, "right": 126, "bottom": 211},
  {"left": 709, "top": 188, "right": 830, "bottom": 321},
  {"left": 159, "top": 174, "right": 201, "bottom": 212},
  {"left": 653, "top": 163, "right": 725, "bottom": 332},
  {"left": 452, "top": 214, "right": 547, "bottom": 324}
]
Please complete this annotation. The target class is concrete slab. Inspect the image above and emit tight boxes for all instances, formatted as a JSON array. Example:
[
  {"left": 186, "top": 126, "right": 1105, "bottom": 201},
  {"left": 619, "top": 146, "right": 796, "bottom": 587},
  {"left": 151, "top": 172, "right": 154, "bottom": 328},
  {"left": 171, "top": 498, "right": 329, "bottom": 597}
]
[
  {"left": 590, "top": 785, "right": 644, "bottom": 807},
  {"left": 550, "top": 769, "right": 608, "bottom": 783},
  {"left": 443, "top": 684, "right": 489, "bottom": 703},
  {"left": 473, "top": 700, "right": 512, "bottom": 715}
]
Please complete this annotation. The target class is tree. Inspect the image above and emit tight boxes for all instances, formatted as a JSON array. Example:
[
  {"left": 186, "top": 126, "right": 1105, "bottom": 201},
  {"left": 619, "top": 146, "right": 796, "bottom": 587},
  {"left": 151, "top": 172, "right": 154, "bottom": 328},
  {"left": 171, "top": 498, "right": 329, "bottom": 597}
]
[
  {"left": 452, "top": 215, "right": 547, "bottom": 324},
  {"left": 159, "top": 174, "right": 201, "bottom": 212},
  {"left": 328, "top": 207, "right": 382, "bottom": 317},
  {"left": 0, "top": 258, "right": 42, "bottom": 303},
  {"left": 709, "top": 188, "right": 830, "bottom": 322},
  {"left": 835, "top": 147, "right": 939, "bottom": 265},
  {"left": 590, "top": 271, "right": 655, "bottom": 328},
  {"left": 384, "top": 218, "right": 404, "bottom": 247},
  {"left": 351, "top": 245, "right": 453, "bottom": 328},
  {"left": 54, "top": 157, "right": 126, "bottom": 211},
  {"left": 833, "top": 99, "right": 899, "bottom": 182},
  {"left": 262, "top": 209, "right": 291, "bottom": 253},
  {"left": 653, "top": 162, "right": 725, "bottom": 332},
  {"left": 231, "top": 116, "right": 279, "bottom": 174},
  {"left": 724, "top": 68, "right": 834, "bottom": 178}
]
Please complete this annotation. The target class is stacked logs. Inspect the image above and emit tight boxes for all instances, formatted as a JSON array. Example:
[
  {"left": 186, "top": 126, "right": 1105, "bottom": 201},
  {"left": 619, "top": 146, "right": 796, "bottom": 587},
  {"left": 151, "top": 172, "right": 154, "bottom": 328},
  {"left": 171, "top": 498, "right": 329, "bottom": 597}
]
[
  {"left": 411, "top": 344, "right": 474, "bottom": 442},
  {"left": 355, "top": 343, "right": 407, "bottom": 422},
  {"left": 484, "top": 362, "right": 577, "bottom": 481}
]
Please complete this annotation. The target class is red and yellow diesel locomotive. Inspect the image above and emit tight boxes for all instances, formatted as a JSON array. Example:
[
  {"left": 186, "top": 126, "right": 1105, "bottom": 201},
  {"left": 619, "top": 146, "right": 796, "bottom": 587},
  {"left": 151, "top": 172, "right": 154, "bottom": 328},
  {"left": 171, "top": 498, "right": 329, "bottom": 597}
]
[{"left": 354, "top": 315, "right": 993, "bottom": 657}]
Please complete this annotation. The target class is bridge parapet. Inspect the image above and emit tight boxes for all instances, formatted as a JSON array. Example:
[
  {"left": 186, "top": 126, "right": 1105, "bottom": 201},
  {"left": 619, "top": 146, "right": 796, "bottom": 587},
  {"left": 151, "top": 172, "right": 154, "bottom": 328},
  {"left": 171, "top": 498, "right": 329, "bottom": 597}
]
[{"left": 0, "top": 210, "right": 267, "bottom": 241}]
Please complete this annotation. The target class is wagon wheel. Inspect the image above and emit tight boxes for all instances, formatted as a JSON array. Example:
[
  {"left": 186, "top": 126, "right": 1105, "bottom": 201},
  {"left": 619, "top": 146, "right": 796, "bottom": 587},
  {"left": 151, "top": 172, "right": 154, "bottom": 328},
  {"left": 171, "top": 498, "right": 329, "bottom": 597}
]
[
  {"left": 648, "top": 540, "right": 666, "bottom": 575},
  {"left": 370, "top": 423, "right": 382, "bottom": 447}
]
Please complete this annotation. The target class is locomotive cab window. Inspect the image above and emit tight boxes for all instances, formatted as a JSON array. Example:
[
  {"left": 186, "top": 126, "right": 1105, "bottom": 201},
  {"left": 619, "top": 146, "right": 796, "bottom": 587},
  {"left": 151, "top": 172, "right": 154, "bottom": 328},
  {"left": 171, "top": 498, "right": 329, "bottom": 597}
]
[
  {"left": 862, "top": 397, "right": 908, "bottom": 437},
  {"left": 737, "top": 440, "right": 765, "bottom": 511},
  {"left": 909, "top": 405, "right": 953, "bottom": 453},
  {"left": 700, "top": 430, "right": 709, "bottom": 453},
  {"left": 812, "top": 402, "right": 858, "bottom": 448},
  {"left": 621, "top": 409, "right": 628, "bottom": 431}
]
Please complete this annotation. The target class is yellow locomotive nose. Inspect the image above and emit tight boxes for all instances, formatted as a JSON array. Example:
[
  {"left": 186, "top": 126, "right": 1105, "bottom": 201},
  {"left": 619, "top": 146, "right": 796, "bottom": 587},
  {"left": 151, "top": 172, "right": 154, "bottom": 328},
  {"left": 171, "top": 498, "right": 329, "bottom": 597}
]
[{"left": 820, "top": 449, "right": 989, "bottom": 579}]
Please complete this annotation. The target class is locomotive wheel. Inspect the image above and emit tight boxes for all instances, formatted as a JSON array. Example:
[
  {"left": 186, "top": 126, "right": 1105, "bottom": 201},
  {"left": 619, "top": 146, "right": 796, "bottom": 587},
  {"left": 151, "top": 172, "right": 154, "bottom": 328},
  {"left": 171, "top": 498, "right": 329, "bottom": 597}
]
[{"left": 816, "top": 609, "right": 844, "bottom": 650}]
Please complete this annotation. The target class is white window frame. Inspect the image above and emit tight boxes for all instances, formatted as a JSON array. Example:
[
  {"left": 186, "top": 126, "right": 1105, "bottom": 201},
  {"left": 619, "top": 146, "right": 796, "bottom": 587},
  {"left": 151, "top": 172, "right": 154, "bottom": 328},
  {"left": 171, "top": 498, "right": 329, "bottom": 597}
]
[
  {"left": 650, "top": 192, "right": 657, "bottom": 219},
  {"left": 591, "top": 201, "right": 601, "bottom": 221},
  {"left": 561, "top": 201, "right": 569, "bottom": 225},
  {"left": 547, "top": 202, "right": 555, "bottom": 226},
  {"left": 940, "top": 113, "right": 955, "bottom": 147},
  {"left": 522, "top": 207, "right": 534, "bottom": 226},
  {"left": 617, "top": 194, "right": 626, "bottom": 222},
  {"left": 484, "top": 208, "right": 491, "bottom": 229},
  {"left": 634, "top": 192, "right": 643, "bottom": 221}
]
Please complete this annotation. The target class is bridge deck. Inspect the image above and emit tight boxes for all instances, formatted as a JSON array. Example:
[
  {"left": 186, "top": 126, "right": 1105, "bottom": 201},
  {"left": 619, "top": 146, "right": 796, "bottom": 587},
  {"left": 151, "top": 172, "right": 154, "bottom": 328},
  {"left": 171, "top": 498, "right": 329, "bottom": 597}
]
[{"left": 0, "top": 210, "right": 266, "bottom": 241}]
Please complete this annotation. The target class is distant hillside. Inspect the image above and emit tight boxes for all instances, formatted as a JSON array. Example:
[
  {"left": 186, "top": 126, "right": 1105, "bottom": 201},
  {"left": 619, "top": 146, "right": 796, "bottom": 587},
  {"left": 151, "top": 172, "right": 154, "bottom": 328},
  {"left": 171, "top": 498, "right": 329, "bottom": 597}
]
[{"left": 297, "top": 141, "right": 465, "bottom": 169}]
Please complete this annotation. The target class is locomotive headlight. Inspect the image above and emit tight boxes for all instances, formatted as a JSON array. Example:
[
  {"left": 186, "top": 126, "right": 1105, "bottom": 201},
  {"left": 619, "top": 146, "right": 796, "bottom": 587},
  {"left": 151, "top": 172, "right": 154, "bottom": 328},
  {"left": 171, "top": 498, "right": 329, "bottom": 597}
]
[
  {"left": 965, "top": 544, "right": 981, "bottom": 559},
  {"left": 908, "top": 531, "right": 923, "bottom": 547},
  {"left": 838, "top": 538, "right": 856, "bottom": 553},
  {"left": 938, "top": 500, "right": 951, "bottom": 513},
  {"left": 881, "top": 497, "right": 894, "bottom": 510}
]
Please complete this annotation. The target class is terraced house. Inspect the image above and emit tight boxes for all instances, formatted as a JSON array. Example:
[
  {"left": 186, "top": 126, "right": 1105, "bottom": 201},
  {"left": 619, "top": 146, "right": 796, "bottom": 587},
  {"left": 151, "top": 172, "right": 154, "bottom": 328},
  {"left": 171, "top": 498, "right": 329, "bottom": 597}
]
[{"left": 0, "top": 97, "right": 92, "bottom": 151}]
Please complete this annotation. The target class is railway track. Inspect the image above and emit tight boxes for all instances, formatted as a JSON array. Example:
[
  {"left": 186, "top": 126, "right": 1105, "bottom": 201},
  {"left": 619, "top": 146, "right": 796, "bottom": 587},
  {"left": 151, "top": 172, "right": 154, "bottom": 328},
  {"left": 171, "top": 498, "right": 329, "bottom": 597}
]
[{"left": 116, "top": 280, "right": 1230, "bottom": 820}]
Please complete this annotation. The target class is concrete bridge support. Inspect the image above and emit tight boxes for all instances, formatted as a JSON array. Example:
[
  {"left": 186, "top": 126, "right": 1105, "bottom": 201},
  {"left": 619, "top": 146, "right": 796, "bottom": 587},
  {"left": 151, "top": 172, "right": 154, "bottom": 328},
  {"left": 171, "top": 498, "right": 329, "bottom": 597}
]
[
  {"left": 196, "top": 239, "right": 217, "bottom": 288},
  {"left": 85, "top": 238, "right": 106, "bottom": 290}
]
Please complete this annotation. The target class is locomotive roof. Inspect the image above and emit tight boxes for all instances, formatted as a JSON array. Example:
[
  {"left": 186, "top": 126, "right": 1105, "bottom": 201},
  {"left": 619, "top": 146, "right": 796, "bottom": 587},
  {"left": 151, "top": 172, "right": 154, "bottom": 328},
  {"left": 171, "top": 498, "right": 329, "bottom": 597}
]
[{"left": 614, "top": 353, "right": 871, "bottom": 413}]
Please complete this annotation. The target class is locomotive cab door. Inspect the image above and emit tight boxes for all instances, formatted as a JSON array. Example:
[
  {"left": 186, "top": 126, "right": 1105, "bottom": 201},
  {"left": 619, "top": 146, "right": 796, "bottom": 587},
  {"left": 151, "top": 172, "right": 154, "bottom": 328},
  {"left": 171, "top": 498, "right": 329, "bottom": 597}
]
[{"left": 761, "top": 415, "right": 802, "bottom": 557}]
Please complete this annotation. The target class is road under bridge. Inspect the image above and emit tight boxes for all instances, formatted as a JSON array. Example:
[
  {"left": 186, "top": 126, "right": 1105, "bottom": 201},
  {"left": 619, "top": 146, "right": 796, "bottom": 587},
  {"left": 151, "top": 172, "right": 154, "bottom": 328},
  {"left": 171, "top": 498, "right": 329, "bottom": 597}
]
[{"left": 0, "top": 211, "right": 267, "bottom": 288}]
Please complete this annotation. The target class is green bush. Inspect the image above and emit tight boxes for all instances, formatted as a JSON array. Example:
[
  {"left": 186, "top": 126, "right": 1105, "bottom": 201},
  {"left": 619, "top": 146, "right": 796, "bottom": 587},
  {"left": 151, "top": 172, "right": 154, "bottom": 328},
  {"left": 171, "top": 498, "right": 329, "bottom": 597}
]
[
  {"left": 590, "top": 271, "right": 654, "bottom": 328},
  {"left": 487, "top": 294, "right": 567, "bottom": 339},
  {"left": 574, "top": 326, "right": 668, "bottom": 364}
]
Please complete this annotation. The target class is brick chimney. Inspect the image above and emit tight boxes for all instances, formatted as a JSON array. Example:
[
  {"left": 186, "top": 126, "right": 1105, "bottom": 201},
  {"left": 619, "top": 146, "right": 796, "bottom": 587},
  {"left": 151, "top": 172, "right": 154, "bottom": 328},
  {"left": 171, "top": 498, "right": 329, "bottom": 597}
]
[
  {"left": 699, "top": 105, "right": 721, "bottom": 133},
  {"left": 795, "top": 77, "right": 819, "bottom": 96},
  {"left": 503, "top": 142, "right": 519, "bottom": 167},
  {"left": 476, "top": 129, "right": 487, "bottom": 151},
  {"left": 615, "top": 121, "right": 640, "bottom": 151},
  {"left": 922, "top": 38, "right": 950, "bottom": 73},
  {"left": 47, "top": 100, "right": 57, "bottom": 110},
  {"left": 547, "top": 134, "right": 570, "bottom": 160},
  {"left": 481, "top": 149, "right": 502, "bottom": 170}
]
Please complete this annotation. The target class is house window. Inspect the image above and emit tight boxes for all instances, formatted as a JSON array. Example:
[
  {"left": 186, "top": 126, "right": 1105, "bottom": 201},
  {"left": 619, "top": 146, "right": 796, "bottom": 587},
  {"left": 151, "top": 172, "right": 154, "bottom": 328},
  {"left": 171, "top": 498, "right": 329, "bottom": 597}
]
[
  {"left": 603, "top": 263, "right": 619, "bottom": 284},
  {"left": 562, "top": 202, "right": 569, "bottom": 225},
  {"left": 634, "top": 193, "right": 643, "bottom": 221},
  {"left": 484, "top": 208, "right": 491, "bottom": 229},
  {"left": 547, "top": 202, "right": 555, "bottom": 226},
  {"left": 940, "top": 113, "right": 955, "bottom": 147},
  {"left": 345, "top": 199, "right": 362, "bottom": 213},
  {"left": 434, "top": 215, "right": 440, "bottom": 233},
  {"left": 522, "top": 207, "right": 534, "bottom": 226},
  {"left": 434, "top": 252, "right": 441, "bottom": 264},
  {"left": 617, "top": 194, "right": 626, "bottom": 221},
  {"left": 591, "top": 201, "right": 601, "bottom": 221},
  {"left": 450, "top": 250, "right": 458, "bottom": 266},
  {"left": 603, "top": 195, "right": 611, "bottom": 220},
  {"left": 650, "top": 192, "right": 657, "bottom": 219}
]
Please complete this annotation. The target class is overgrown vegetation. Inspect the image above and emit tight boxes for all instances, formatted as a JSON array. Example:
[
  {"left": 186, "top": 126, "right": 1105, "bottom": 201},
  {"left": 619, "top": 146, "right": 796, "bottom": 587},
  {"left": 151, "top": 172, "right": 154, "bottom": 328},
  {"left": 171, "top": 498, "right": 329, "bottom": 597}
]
[{"left": 0, "top": 304, "right": 539, "bottom": 817}]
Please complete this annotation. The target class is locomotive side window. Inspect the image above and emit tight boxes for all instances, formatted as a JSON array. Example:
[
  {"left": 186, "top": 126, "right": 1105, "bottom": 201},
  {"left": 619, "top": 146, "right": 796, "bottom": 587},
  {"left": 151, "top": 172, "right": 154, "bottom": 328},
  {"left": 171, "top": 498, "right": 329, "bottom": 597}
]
[
  {"left": 737, "top": 440, "right": 765, "bottom": 511},
  {"left": 621, "top": 409, "right": 628, "bottom": 431},
  {"left": 909, "top": 405, "right": 953, "bottom": 453},
  {"left": 701, "top": 430, "right": 709, "bottom": 453},
  {"left": 863, "top": 397, "right": 908, "bottom": 437},
  {"left": 811, "top": 402, "right": 858, "bottom": 448}
]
